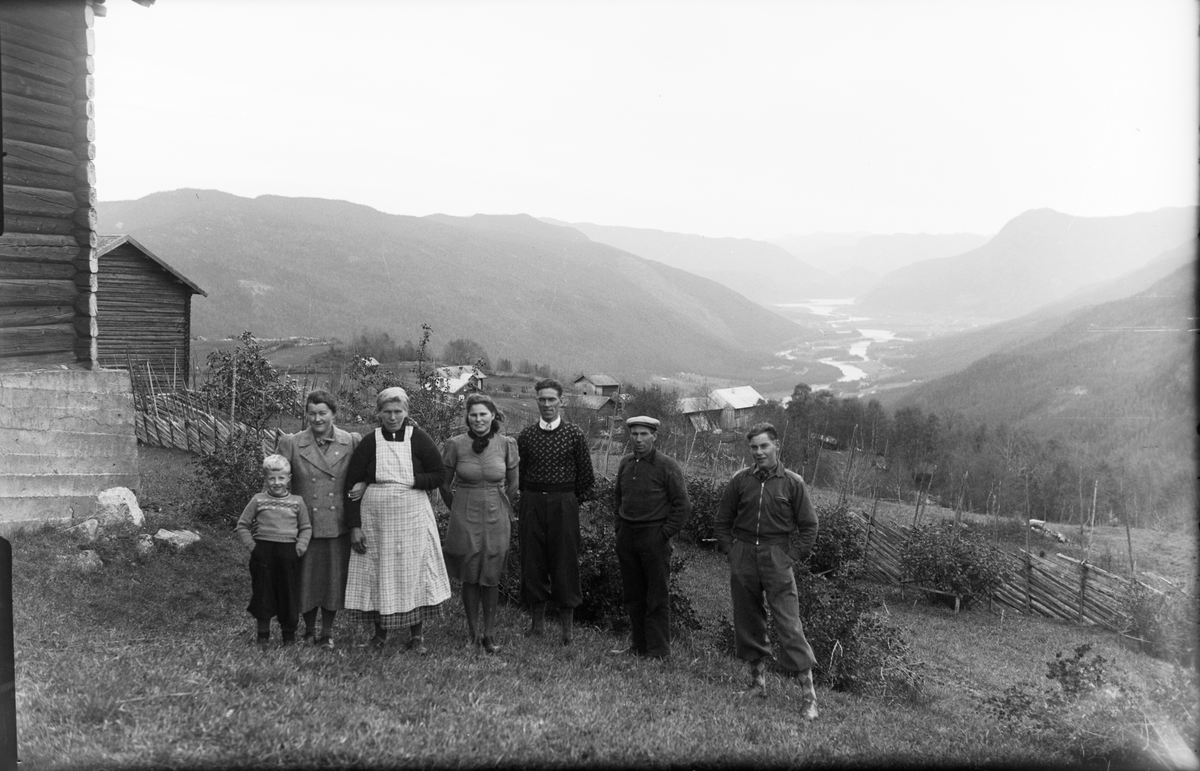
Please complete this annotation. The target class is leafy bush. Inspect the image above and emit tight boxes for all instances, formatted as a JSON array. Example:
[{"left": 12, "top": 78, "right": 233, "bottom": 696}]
[
  {"left": 1046, "top": 643, "right": 1108, "bottom": 698},
  {"left": 792, "top": 572, "right": 924, "bottom": 698},
  {"left": 804, "top": 503, "right": 864, "bottom": 577},
  {"left": 680, "top": 475, "right": 725, "bottom": 546},
  {"left": 1120, "top": 580, "right": 1196, "bottom": 666},
  {"left": 901, "top": 521, "right": 1009, "bottom": 607},
  {"left": 199, "top": 331, "right": 300, "bottom": 430},
  {"left": 187, "top": 430, "right": 267, "bottom": 525}
]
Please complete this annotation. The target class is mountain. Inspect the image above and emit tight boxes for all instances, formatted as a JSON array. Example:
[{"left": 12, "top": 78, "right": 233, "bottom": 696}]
[
  {"left": 883, "top": 264, "right": 1195, "bottom": 460},
  {"left": 858, "top": 207, "right": 1197, "bottom": 320},
  {"left": 541, "top": 219, "right": 838, "bottom": 305},
  {"left": 98, "top": 190, "right": 815, "bottom": 380},
  {"left": 772, "top": 232, "right": 990, "bottom": 296},
  {"left": 871, "top": 238, "right": 1196, "bottom": 385}
]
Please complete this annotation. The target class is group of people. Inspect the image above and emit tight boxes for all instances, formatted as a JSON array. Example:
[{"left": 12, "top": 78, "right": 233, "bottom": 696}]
[{"left": 236, "top": 378, "right": 821, "bottom": 720}]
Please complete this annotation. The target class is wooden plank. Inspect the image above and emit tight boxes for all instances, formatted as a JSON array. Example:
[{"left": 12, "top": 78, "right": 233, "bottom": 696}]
[
  {"left": 3, "top": 186, "right": 76, "bottom": 218},
  {"left": 2, "top": 92, "right": 76, "bottom": 132},
  {"left": 1, "top": 120, "right": 76, "bottom": 150},
  {"left": 0, "top": 235, "right": 80, "bottom": 262},
  {"left": 0, "top": 68, "right": 76, "bottom": 107},
  {"left": 0, "top": 20, "right": 82, "bottom": 59},
  {"left": 4, "top": 3, "right": 86, "bottom": 37},
  {"left": 0, "top": 214, "right": 76, "bottom": 237},
  {"left": 0, "top": 279, "right": 76, "bottom": 306},
  {"left": 3, "top": 165, "right": 78, "bottom": 193},
  {"left": 0, "top": 323, "right": 75, "bottom": 357},
  {"left": 0, "top": 50, "right": 75, "bottom": 90},
  {"left": 0, "top": 260, "right": 74, "bottom": 280},
  {"left": 2, "top": 138, "right": 78, "bottom": 175},
  {"left": 0, "top": 305, "right": 74, "bottom": 329}
]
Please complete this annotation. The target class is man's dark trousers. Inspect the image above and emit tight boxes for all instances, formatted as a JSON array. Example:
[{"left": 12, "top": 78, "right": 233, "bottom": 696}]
[
  {"left": 728, "top": 539, "right": 816, "bottom": 672},
  {"left": 616, "top": 522, "right": 671, "bottom": 658},
  {"left": 519, "top": 490, "right": 582, "bottom": 608}
]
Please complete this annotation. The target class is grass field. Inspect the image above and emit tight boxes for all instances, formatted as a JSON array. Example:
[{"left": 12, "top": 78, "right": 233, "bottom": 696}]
[{"left": 10, "top": 446, "right": 1197, "bottom": 769}]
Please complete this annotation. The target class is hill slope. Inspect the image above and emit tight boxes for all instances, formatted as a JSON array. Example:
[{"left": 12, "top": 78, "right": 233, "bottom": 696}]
[
  {"left": 543, "top": 219, "right": 838, "bottom": 305},
  {"left": 98, "top": 191, "right": 812, "bottom": 379},
  {"left": 859, "top": 207, "right": 1196, "bottom": 320}
]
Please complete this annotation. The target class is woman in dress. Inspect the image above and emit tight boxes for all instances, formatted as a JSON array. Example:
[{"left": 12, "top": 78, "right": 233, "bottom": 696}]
[
  {"left": 275, "top": 390, "right": 361, "bottom": 650},
  {"left": 343, "top": 387, "right": 451, "bottom": 653},
  {"left": 439, "top": 393, "right": 519, "bottom": 654}
]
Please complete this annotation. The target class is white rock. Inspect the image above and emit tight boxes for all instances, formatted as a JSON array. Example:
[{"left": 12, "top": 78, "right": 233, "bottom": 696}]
[
  {"left": 57, "top": 550, "right": 103, "bottom": 572},
  {"left": 136, "top": 534, "right": 155, "bottom": 556},
  {"left": 154, "top": 529, "right": 200, "bottom": 550},
  {"left": 95, "top": 487, "right": 145, "bottom": 528}
]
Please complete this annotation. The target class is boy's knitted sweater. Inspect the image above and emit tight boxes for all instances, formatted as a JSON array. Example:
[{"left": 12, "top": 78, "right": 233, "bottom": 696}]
[
  {"left": 516, "top": 421, "right": 595, "bottom": 500},
  {"left": 235, "top": 493, "right": 312, "bottom": 550}
]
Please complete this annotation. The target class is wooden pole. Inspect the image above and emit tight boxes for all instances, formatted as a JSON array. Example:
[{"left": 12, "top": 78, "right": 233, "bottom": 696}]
[
  {"left": 1124, "top": 516, "right": 1136, "bottom": 577},
  {"left": 1078, "top": 561, "right": 1087, "bottom": 623},
  {"left": 1087, "top": 480, "right": 1098, "bottom": 563},
  {"left": 1024, "top": 552, "right": 1032, "bottom": 614}
]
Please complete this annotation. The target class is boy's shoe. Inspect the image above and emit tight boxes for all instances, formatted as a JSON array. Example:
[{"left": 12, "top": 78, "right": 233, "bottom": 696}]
[{"left": 406, "top": 636, "right": 429, "bottom": 656}]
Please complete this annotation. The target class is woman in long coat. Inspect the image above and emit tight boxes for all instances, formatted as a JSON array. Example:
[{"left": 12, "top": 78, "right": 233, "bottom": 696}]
[
  {"left": 343, "top": 387, "right": 450, "bottom": 653},
  {"left": 275, "top": 390, "right": 361, "bottom": 649},
  {"left": 439, "top": 393, "right": 519, "bottom": 654}
]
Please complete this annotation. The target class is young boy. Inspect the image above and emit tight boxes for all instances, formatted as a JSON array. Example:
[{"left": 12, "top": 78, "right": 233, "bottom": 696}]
[{"left": 236, "top": 454, "right": 312, "bottom": 649}]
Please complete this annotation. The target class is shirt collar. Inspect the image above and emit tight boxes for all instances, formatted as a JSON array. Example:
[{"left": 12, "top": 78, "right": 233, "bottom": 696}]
[
  {"left": 754, "top": 462, "right": 785, "bottom": 480},
  {"left": 539, "top": 416, "right": 562, "bottom": 431},
  {"left": 632, "top": 448, "right": 658, "bottom": 465}
]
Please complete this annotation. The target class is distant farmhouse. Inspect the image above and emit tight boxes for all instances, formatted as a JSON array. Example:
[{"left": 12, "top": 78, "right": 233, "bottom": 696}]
[
  {"left": 565, "top": 393, "right": 618, "bottom": 417},
  {"left": 436, "top": 364, "right": 487, "bottom": 395},
  {"left": 0, "top": 0, "right": 154, "bottom": 532},
  {"left": 94, "top": 235, "right": 206, "bottom": 386},
  {"left": 678, "top": 386, "right": 767, "bottom": 432},
  {"left": 573, "top": 373, "right": 620, "bottom": 398}
]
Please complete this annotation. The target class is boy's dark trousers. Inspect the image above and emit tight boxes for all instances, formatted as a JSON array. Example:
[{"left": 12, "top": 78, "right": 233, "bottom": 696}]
[
  {"left": 247, "top": 540, "right": 301, "bottom": 633},
  {"left": 616, "top": 521, "right": 672, "bottom": 658}
]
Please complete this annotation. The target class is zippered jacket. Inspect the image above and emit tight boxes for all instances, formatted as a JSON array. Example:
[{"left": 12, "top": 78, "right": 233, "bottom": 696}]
[{"left": 714, "top": 464, "right": 818, "bottom": 557}]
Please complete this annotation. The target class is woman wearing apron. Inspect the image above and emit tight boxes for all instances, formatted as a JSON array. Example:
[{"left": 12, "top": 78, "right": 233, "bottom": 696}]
[{"left": 343, "top": 387, "right": 450, "bottom": 653}]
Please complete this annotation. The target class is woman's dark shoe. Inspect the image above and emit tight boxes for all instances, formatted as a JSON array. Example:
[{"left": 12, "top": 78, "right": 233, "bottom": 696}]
[
  {"left": 481, "top": 636, "right": 501, "bottom": 655},
  {"left": 318, "top": 636, "right": 335, "bottom": 651},
  {"left": 406, "top": 636, "right": 429, "bottom": 656}
]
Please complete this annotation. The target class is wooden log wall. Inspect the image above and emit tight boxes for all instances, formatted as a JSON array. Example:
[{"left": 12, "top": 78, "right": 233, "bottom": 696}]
[
  {"left": 95, "top": 243, "right": 194, "bottom": 384},
  {"left": 0, "top": 0, "right": 99, "bottom": 367}
]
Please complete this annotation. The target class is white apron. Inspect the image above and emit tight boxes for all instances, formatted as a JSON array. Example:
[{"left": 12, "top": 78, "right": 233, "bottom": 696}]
[{"left": 344, "top": 426, "right": 451, "bottom": 616}]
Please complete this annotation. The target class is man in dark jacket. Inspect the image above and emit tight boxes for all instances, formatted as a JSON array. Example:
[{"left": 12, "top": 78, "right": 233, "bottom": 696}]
[
  {"left": 612, "top": 416, "right": 690, "bottom": 659},
  {"left": 714, "top": 422, "right": 820, "bottom": 720}
]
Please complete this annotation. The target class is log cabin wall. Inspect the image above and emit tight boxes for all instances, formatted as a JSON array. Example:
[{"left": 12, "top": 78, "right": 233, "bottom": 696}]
[
  {"left": 95, "top": 239, "right": 201, "bottom": 387},
  {"left": 0, "top": 0, "right": 99, "bottom": 369}
]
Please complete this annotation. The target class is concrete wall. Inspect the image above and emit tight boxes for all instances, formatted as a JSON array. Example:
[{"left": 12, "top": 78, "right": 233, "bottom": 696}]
[{"left": 0, "top": 369, "right": 139, "bottom": 533}]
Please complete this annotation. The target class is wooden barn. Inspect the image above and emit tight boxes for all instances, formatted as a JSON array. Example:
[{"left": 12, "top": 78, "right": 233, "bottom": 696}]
[
  {"left": 0, "top": 0, "right": 152, "bottom": 532},
  {"left": 94, "top": 235, "right": 206, "bottom": 385},
  {"left": 573, "top": 373, "right": 620, "bottom": 398}
]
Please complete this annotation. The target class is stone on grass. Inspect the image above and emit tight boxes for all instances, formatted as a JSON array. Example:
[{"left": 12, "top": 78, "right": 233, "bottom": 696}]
[
  {"left": 63, "top": 518, "right": 100, "bottom": 543},
  {"left": 57, "top": 550, "right": 103, "bottom": 572},
  {"left": 154, "top": 529, "right": 200, "bottom": 550},
  {"left": 95, "top": 487, "right": 145, "bottom": 528},
  {"left": 136, "top": 534, "right": 155, "bottom": 556}
]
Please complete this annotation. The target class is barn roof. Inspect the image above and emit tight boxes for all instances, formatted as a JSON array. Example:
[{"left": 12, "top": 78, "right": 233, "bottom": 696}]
[
  {"left": 711, "top": 386, "right": 765, "bottom": 410},
  {"left": 567, "top": 394, "right": 615, "bottom": 411},
  {"left": 574, "top": 373, "right": 620, "bottom": 387},
  {"left": 678, "top": 396, "right": 721, "bottom": 414},
  {"left": 97, "top": 235, "right": 207, "bottom": 296}
]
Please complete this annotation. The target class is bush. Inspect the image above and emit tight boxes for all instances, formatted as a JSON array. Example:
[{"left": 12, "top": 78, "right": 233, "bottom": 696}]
[
  {"left": 804, "top": 503, "right": 864, "bottom": 577},
  {"left": 1120, "top": 580, "right": 1196, "bottom": 666},
  {"left": 187, "top": 430, "right": 266, "bottom": 525},
  {"left": 901, "top": 521, "right": 1009, "bottom": 607},
  {"left": 680, "top": 476, "right": 724, "bottom": 546},
  {"left": 199, "top": 331, "right": 300, "bottom": 430},
  {"left": 793, "top": 572, "right": 923, "bottom": 698}
]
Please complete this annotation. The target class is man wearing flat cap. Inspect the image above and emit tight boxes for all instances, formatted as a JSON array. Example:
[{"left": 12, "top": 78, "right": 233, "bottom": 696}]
[{"left": 612, "top": 415, "right": 690, "bottom": 659}]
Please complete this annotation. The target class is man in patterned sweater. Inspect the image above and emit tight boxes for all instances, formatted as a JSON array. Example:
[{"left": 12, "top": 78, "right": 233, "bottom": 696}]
[{"left": 516, "top": 378, "right": 596, "bottom": 644}]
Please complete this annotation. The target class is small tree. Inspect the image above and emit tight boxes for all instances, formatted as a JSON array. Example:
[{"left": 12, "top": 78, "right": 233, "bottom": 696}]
[
  {"left": 199, "top": 331, "right": 300, "bottom": 430},
  {"left": 408, "top": 324, "right": 462, "bottom": 444}
]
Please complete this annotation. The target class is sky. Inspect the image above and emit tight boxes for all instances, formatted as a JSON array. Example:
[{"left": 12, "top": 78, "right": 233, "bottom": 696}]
[{"left": 93, "top": 0, "right": 1198, "bottom": 241}]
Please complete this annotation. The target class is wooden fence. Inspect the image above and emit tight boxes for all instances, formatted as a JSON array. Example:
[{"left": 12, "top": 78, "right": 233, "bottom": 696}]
[{"left": 856, "top": 510, "right": 1191, "bottom": 636}]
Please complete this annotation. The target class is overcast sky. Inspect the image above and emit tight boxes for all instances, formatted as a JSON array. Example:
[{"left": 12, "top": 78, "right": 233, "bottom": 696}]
[{"left": 94, "top": 0, "right": 1197, "bottom": 240}]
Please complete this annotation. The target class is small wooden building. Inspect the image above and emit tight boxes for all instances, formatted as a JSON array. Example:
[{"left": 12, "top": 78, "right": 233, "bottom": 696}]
[
  {"left": 95, "top": 235, "right": 206, "bottom": 385},
  {"left": 566, "top": 393, "right": 618, "bottom": 417},
  {"left": 435, "top": 364, "right": 487, "bottom": 395},
  {"left": 573, "top": 373, "right": 620, "bottom": 398}
]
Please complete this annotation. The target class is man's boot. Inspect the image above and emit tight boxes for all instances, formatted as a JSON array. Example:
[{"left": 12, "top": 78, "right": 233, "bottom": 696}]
[
  {"left": 559, "top": 608, "right": 574, "bottom": 645},
  {"left": 749, "top": 659, "right": 768, "bottom": 697},
  {"left": 524, "top": 603, "right": 545, "bottom": 637},
  {"left": 797, "top": 668, "right": 819, "bottom": 720}
]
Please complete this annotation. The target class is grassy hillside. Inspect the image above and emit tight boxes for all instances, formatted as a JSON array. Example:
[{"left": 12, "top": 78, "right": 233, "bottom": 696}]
[
  {"left": 859, "top": 207, "right": 1196, "bottom": 320},
  {"left": 11, "top": 445, "right": 1195, "bottom": 768},
  {"left": 99, "top": 191, "right": 818, "bottom": 381}
]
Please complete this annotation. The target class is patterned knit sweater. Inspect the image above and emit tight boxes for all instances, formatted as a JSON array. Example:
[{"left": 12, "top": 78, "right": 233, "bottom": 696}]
[{"left": 517, "top": 421, "right": 595, "bottom": 501}]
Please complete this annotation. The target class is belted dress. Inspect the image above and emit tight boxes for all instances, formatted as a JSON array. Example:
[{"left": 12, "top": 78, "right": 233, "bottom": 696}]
[{"left": 439, "top": 431, "right": 519, "bottom": 587}]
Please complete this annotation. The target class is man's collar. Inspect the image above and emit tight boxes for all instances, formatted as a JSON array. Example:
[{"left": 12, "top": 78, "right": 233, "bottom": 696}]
[
  {"left": 539, "top": 416, "right": 562, "bottom": 431},
  {"left": 754, "top": 462, "right": 784, "bottom": 479},
  {"left": 632, "top": 448, "right": 658, "bottom": 464}
]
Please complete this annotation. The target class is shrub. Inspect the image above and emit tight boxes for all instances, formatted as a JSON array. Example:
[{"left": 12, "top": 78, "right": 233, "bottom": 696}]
[
  {"left": 680, "top": 475, "right": 724, "bottom": 546},
  {"left": 1046, "top": 643, "right": 1108, "bottom": 698},
  {"left": 1120, "top": 580, "right": 1196, "bottom": 666},
  {"left": 804, "top": 503, "right": 865, "bottom": 577},
  {"left": 901, "top": 521, "right": 1009, "bottom": 607},
  {"left": 199, "top": 331, "right": 300, "bottom": 430},
  {"left": 187, "top": 430, "right": 267, "bottom": 525}
]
